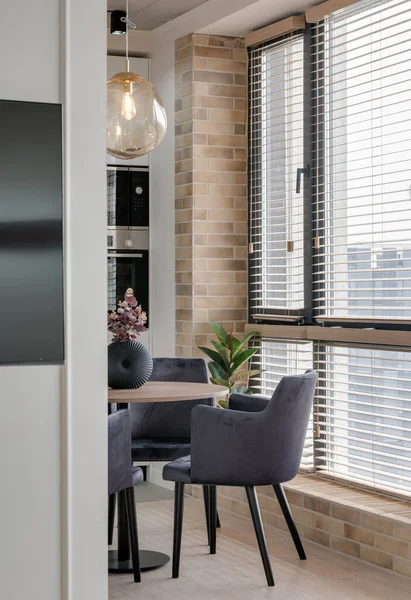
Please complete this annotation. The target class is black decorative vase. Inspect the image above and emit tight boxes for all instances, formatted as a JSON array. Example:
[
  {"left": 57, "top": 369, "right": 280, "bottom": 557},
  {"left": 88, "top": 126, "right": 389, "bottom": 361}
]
[{"left": 108, "top": 340, "right": 153, "bottom": 389}]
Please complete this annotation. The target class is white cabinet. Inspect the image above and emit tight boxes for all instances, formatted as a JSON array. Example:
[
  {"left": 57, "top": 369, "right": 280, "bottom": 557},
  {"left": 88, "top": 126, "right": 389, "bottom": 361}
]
[{"left": 106, "top": 55, "right": 150, "bottom": 167}]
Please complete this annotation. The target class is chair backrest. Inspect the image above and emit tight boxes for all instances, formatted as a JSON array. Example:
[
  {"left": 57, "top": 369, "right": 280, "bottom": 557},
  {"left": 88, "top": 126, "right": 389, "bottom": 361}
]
[
  {"left": 191, "top": 370, "right": 317, "bottom": 487},
  {"left": 263, "top": 370, "right": 317, "bottom": 483},
  {"left": 108, "top": 409, "right": 132, "bottom": 496},
  {"left": 130, "top": 357, "right": 214, "bottom": 439}
]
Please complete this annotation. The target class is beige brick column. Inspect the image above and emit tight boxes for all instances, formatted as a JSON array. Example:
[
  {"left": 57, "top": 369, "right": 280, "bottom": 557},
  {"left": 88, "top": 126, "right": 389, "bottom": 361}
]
[{"left": 175, "top": 34, "right": 248, "bottom": 357}]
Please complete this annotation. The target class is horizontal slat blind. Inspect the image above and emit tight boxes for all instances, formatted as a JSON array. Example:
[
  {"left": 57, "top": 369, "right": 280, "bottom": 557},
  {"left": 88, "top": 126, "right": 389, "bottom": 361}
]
[
  {"left": 314, "top": 343, "right": 411, "bottom": 495},
  {"left": 249, "top": 33, "right": 306, "bottom": 320},
  {"left": 249, "top": 338, "right": 314, "bottom": 470},
  {"left": 107, "top": 258, "right": 117, "bottom": 311},
  {"left": 312, "top": 0, "right": 411, "bottom": 323}
]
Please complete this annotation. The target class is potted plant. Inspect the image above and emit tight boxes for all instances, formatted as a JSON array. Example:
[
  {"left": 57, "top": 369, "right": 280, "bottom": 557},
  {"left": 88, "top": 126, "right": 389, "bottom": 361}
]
[
  {"left": 107, "top": 288, "right": 153, "bottom": 389},
  {"left": 198, "top": 321, "right": 263, "bottom": 408}
]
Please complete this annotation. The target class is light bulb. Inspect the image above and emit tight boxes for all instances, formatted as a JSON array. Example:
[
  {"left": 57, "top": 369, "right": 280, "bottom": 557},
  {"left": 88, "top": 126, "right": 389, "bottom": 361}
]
[
  {"left": 122, "top": 92, "right": 136, "bottom": 120},
  {"left": 121, "top": 80, "right": 136, "bottom": 120}
]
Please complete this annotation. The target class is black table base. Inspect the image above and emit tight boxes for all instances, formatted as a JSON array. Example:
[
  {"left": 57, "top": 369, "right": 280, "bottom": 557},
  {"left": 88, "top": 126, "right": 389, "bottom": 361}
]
[
  {"left": 108, "top": 404, "right": 170, "bottom": 575},
  {"left": 108, "top": 549, "right": 170, "bottom": 573},
  {"left": 109, "top": 488, "right": 170, "bottom": 574}
]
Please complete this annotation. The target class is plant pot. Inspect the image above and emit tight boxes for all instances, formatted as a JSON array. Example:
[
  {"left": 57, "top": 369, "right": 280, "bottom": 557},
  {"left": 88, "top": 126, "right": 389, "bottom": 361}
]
[{"left": 108, "top": 340, "right": 153, "bottom": 389}]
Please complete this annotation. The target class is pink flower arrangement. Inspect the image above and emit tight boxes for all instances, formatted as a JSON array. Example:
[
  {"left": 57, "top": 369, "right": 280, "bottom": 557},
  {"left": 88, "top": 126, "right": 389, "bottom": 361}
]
[{"left": 108, "top": 288, "right": 147, "bottom": 342}]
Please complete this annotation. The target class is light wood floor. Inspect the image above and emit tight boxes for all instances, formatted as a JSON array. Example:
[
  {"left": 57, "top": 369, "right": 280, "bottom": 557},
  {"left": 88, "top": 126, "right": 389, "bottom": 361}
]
[{"left": 109, "top": 495, "right": 411, "bottom": 600}]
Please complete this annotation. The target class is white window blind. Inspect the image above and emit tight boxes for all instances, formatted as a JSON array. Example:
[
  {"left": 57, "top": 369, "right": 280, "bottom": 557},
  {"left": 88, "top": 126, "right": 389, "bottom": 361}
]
[
  {"left": 249, "top": 338, "right": 314, "bottom": 470},
  {"left": 314, "top": 343, "right": 411, "bottom": 496},
  {"left": 249, "top": 33, "right": 306, "bottom": 320},
  {"left": 312, "top": 0, "right": 411, "bottom": 323}
]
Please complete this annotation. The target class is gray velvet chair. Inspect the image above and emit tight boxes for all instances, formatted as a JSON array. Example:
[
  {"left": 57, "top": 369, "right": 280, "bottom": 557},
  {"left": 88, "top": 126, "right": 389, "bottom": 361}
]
[
  {"left": 108, "top": 409, "right": 143, "bottom": 583},
  {"left": 130, "top": 357, "right": 215, "bottom": 462},
  {"left": 162, "top": 370, "right": 317, "bottom": 587},
  {"left": 108, "top": 358, "right": 219, "bottom": 546}
]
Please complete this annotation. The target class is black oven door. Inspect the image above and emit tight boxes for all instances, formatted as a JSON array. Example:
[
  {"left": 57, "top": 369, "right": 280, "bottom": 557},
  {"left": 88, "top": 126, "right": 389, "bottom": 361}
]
[
  {"left": 107, "top": 250, "right": 149, "bottom": 326},
  {"left": 107, "top": 167, "right": 129, "bottom": 228},
  {"left": 107, "top": 167, "right": 149, "bottom": 229}
]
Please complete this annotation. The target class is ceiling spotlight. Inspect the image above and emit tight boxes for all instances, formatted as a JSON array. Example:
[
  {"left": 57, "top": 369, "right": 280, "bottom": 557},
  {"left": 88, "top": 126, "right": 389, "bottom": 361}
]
[{"left": 111, "top": 10, "right": 127, "bottom": 35}]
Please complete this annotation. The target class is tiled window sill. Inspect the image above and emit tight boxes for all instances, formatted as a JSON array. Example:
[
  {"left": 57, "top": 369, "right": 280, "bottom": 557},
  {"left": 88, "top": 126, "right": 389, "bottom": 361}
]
[
  {"left": 281, "top": 474, "right": 411, "bottom": 576},
  {"left": 285, "top": 473, "right": 411, "bottom": 525}
]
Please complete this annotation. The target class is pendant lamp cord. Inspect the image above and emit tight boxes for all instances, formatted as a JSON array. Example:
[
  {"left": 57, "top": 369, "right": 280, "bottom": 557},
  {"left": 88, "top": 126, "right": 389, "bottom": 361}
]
[
  {"left": 121, "top": 0, "right": 137, "bottom": 66},
  {"left": 126, "top": 0, "right": 128, "bottom": 63}
]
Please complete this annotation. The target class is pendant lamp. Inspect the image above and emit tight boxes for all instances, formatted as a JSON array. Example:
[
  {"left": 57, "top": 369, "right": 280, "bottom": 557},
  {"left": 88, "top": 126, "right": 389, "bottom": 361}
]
[{"left": 107, "top": 1, "right": 167, "bottom": 159}]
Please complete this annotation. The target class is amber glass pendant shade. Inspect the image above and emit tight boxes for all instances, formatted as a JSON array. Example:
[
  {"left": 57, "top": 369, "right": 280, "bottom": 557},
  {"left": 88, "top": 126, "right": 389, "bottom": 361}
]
[{"left": 106, "top": 71, "right": 167, "bottom": 159}]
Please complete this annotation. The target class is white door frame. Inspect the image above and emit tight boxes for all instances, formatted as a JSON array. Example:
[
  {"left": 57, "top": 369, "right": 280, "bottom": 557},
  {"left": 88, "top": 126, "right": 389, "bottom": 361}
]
[{"left": 61, "top": 0, "right": 108, "bottom": 598}]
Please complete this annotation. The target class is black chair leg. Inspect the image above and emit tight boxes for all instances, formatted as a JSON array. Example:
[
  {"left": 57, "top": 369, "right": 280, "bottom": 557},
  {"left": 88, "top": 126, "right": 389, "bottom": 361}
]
[
  {"left": 273, "top": 483, "right": 306, "bottom": 560},
  {"left": 173, "top": 482, "right": 185, "bottom": 579},
  {"left": 124, "top": 487, "right": 141, "bottom": 583},
  {"left": 209, "top": 485, "right": 217, "bottom": 555},
  {"left": 202, "top": 485, "right": 211, "bottom": 544},
  {"left": 203, "top": 485, "right": 221, "bottom": 545},
  {"left": 245, "top": 486, "right": 274, "bottom": 587},
  {"left": 108, "top": 493, "right": 116, "bottom": 546}
]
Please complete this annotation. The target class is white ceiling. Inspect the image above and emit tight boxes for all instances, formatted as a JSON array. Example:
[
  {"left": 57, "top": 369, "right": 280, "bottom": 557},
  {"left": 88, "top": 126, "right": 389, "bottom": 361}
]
[
  {"left": 107, "top": 0, "right": 210, "bottom": 31},
  {"left": 199, "top": 0, "right": 318, "bottom": 37}
]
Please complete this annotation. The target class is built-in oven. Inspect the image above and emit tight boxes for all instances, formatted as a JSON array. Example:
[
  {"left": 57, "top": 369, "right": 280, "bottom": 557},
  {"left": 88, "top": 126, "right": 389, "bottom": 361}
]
[
  {"left": 107, "top": 166, "right": 149, "bottom": 229},
  {"left": 107, "top": 229, "right": 149, "bottom": 325}
]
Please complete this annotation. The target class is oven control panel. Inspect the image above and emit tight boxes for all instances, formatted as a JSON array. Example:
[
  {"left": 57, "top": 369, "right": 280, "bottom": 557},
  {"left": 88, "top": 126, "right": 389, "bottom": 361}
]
[{"left": 107, "top": 229, "right": 149, "bottom": 251}]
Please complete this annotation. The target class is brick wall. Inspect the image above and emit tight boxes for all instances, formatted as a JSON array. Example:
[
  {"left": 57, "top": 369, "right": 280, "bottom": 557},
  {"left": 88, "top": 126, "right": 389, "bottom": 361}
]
[{"left": 175, "top": 33, "right": 248, "bottom": 357}]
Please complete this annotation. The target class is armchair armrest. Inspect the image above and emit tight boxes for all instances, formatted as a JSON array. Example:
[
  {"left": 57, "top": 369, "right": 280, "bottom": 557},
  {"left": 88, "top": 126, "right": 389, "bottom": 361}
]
[
  {"left": 229, "top": 392, "right": 270, "bottom": 413},
  {"left": 190, "top": 404, "right": 267, "bottom": 486}
]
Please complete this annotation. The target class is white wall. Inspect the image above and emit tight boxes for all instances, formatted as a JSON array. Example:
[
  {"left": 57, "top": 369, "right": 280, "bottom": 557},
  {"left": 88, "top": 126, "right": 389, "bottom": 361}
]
[
  {"left": 62, "top": 0, "right": 108, "bottom": 598},
  {"left": 0, "top": 3, "right": 62, "bottom": 599},
  {"left": 0, "top": 367, "right": 62, "bottom": 599},
  {"left": 150, "top": 39, "right": 178, "bottom": 357},
  {"left": 0, "top": 0, "right": 108, "bottom": 599}
]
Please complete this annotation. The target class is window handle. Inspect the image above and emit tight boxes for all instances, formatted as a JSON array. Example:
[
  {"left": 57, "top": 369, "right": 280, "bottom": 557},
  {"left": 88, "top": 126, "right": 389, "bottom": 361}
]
[{"left": 296, "top": 165, "right": 310, "bottom": 194}]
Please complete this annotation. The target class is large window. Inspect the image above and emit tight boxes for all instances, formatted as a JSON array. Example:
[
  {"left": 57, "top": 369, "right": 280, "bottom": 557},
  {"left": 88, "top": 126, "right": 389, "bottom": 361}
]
[
  {"left": 249, "top": 33, "right": 306, "bottom": 321},
  {"left": 312, "top": 0, "right": 411, "bottom": 323},
  {"left": 248, "top": 0, "right": 411, "bottom": 497},
  {"left": 315, "top": 344, "right": 411, "bottom": 494}
]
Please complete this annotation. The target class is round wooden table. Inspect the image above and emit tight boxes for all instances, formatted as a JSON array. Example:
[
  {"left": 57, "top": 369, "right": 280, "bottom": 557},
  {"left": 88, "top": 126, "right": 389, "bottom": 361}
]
[
  {"left": 108, "top": 380, "right": 227, "bottom": 574},
  {"left": 108, "top": 380, "right": 228, "bottom": 404}
]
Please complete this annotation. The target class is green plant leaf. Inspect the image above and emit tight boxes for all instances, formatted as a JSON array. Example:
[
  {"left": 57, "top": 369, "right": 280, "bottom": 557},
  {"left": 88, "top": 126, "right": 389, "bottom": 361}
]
[
  {"left": 230, "top": 332, "right": 261, "bottom": 361},
  {"left": 211, "top": 321, "right": 230, "bottom": 346},
  {"left": 230, "top": 336, "right": 244, "bottom": 360},
  {"left": 211, "top": 340, "right": 230, "bottom": 366},
  {"left": 245, "top": 368, "right": 265, "bottom": 378},
  {"left": 197, "top": 346, "right": 226, "bottom": 369},
  {"left": 231, "top": 347, "right": 259, "bottom": 373},
  {"left": 210, "top": 377, "right": 229, "bottom": 388},
  {"left": 240, "top": 331, "right": 261, "bottom": 347},
  {"left": 229, "top": 370, "right": 250, "bottom": 384},
  {"left": 228, "top": 369, "right": 263, "bottom": 385},
  {"left": 208, "top": 361, "right": 227, "bottom": 381}
]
